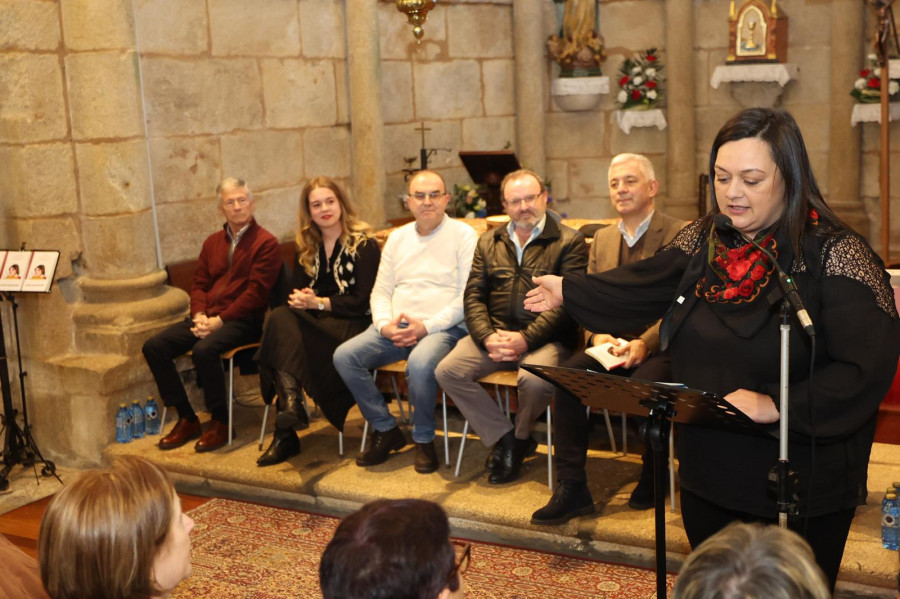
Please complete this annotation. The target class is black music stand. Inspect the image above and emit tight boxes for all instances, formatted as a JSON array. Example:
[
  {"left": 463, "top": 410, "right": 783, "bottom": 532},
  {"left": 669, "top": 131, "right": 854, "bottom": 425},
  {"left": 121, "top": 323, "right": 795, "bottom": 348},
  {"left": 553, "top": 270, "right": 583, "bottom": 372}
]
[{"left": 522, "top": 365, "right": 767, "bottom": 599}]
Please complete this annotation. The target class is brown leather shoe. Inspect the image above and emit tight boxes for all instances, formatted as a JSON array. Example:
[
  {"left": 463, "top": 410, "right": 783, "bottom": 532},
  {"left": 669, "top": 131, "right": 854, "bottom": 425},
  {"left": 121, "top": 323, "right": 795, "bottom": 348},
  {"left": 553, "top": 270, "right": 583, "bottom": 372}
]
[
  {"left": 194, "top": 420, "right": 231, "bottom": 452},
  {"left": 158, "top": 418, "right": 201, "bottom": 450}
]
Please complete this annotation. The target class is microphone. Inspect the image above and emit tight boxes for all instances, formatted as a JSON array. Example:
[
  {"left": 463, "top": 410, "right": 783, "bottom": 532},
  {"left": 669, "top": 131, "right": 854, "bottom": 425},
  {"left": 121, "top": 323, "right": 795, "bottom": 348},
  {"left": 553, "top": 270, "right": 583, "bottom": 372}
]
[{"left": 713, "top": 214, "right": 815, "bottom": 337}]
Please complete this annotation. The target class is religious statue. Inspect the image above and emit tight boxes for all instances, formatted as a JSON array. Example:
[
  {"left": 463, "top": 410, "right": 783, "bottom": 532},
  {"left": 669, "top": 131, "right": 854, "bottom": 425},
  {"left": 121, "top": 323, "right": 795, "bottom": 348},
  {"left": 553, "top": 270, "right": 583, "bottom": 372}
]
[{"left": 547, "top": 0, "right": 606, "bottom": 76}]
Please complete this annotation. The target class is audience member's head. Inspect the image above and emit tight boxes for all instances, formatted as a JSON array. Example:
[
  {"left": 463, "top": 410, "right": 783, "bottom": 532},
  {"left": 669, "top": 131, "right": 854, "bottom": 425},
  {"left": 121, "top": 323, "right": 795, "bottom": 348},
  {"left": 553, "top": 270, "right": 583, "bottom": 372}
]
[
  {"left": 673, "top": 522, "right": 830, "bottom": 599},
  {"left": 39, "top": 456, "right": 194, "bottom": 599},
  {"left": 406, "top": 170, "right": 450, "bottom": 235},
  {"left": 607, "top": 153, "right": 658, "bottom": 221},
  {"left": 216, "top": 176, "right": 255, "bottom": 233},
  {"left": 500, "top": 168, "right": 548, "bottom": 233},
  {"left": 319, "top": 499, "right": 467, "bottom": 599}
]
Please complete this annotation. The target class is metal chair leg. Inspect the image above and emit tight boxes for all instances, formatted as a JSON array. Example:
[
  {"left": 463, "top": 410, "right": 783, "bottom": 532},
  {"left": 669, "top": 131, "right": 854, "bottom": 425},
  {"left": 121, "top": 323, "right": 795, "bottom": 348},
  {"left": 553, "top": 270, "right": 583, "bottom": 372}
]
[
  {"left": 258, "top": 404, "right": 270, "bottom": 451},
  {"left": 454, "top": 420, "right": 469, "bottom": 478},
  {"left": 338, "top": 431, "right": 344, "bottom": 457},
  {"left": 160, "top": 406, "right": 168, "bottom": 434},
  {"left": 622, "top": 412, "right": 628, "bottom": 455},
  {"left": 669, "top": 420, "right": 676, "bottom": 512},
  {"left": 546, "top": 404, "right": 553, "bottom": 490},
  {"left": 441, "top": 392, "right": 450, "bottom": 467},
  {"left": 227, "top": 357, "right": 235, "bottom": 445},
  {"left": 391, "top": 375, "right": 407, "bottom": 424}
]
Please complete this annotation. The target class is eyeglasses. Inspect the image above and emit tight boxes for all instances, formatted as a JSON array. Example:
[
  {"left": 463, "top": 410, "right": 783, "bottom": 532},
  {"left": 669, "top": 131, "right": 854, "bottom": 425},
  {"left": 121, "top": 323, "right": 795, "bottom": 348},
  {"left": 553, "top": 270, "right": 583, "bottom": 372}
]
[
  {"left": 223, "top": 196, "right": 251, "bottom": 208},
  {"left": 407, "top": 190, "right": 447, "bottom": 201},
  {"left": 447, "top": 541, "right": 471, "bottom": 582},
  {"left": 503, "top": 193, "right": 541, "bottom": 209}
]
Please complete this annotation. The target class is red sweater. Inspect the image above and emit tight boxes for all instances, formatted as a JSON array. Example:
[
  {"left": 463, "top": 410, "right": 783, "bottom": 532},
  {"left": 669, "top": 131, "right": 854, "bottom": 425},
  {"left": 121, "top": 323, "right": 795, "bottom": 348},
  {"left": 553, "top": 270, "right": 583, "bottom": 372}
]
[{"left": 190, "top": 219, "right": 281, "bottom": 322}]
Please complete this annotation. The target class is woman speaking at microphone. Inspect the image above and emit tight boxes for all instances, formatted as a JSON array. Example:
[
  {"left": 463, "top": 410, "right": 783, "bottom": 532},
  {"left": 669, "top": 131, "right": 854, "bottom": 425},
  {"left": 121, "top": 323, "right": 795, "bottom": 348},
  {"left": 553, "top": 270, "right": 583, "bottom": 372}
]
[{"left": 525, "top": 107, "right": 900, "bottom": 591}]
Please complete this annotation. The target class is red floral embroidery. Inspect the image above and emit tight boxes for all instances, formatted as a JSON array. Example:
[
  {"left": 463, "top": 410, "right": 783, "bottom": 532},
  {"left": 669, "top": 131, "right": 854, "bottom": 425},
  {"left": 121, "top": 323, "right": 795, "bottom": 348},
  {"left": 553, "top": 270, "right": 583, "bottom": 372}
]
[{"left": 699, "top": 230, "right": 777, "bottom": 304}]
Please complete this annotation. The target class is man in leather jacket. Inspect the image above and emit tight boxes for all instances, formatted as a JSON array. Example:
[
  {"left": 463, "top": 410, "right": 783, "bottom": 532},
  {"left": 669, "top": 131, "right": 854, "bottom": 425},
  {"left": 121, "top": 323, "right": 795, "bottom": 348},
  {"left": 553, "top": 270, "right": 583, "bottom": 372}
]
[{"left": 436, "top": 169, "right": 588, "bottom": 484}]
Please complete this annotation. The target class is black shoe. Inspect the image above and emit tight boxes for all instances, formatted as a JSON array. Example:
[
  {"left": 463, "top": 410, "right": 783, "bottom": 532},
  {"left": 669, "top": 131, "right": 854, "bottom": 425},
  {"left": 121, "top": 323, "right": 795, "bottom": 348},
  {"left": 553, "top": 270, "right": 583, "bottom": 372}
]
[
  {"left": 257, "top": 429, "right": 301, "bottom": 467},
  {"left": 531, "top": 480, "right": 596, "bottom": 525},
  {"left": 628, "top": 451, "right": 665, "bottom": 510},
  {"left": 485, "top": 443, "right": 504, "bottom": 472},
  {"left": 485, "top": 436, "right": 537, "bottom": 472},
  {"left": 488, "top": 431, "right": 527, "bottom": 484},
  {"left": 356, "top": 426, "right": 407, "bottom": 467},
  {"left": 414, "top": 441, "right": 439, "bottom": 474}
]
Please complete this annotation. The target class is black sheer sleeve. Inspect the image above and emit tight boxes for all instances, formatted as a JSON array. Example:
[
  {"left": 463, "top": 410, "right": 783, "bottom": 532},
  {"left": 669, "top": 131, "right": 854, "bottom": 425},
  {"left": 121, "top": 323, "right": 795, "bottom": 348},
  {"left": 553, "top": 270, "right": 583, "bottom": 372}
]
[{"left": 563, "top": 245, "right": 691, "bottom": 337}]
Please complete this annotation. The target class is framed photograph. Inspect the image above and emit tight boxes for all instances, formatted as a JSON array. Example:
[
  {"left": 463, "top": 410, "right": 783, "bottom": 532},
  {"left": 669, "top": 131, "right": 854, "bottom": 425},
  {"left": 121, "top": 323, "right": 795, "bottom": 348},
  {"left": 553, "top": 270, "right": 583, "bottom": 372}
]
[{"left": 0, "top": 250, "right": 60, "bottom": 293}]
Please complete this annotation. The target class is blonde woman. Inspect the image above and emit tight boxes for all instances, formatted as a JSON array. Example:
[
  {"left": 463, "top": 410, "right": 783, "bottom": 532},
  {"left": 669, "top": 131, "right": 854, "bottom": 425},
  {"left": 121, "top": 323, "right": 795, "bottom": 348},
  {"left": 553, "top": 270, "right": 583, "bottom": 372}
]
[
  {"left": 674, "top": 522, "right": 830, "bottom": 599},
  {"left": 38, "top": 456, "right": 193, "bottom": 599},
  {"left": 255, "top": 176, "right": 380, "bottom": 466}
]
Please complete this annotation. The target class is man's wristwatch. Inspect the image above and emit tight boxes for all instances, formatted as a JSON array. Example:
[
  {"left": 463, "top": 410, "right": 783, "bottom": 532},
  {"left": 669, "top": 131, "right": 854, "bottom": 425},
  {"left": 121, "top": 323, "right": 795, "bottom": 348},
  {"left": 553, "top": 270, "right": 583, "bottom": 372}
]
[{"left": 317, "top": 300, "right": 325, "bottom": 311}]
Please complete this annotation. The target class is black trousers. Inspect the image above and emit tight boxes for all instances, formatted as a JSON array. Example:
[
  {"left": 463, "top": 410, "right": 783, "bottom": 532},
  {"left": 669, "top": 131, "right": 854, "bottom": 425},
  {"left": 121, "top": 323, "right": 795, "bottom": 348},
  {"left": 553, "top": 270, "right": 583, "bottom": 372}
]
[
  {"left": 554, "top": 351, "right": 672, "bottom": 483},
  {"left": 142, "top": 317, "right": 261, "bottom": 422},
  {"left": 680, "top": 487, "right": 855, "bottom": 593}
]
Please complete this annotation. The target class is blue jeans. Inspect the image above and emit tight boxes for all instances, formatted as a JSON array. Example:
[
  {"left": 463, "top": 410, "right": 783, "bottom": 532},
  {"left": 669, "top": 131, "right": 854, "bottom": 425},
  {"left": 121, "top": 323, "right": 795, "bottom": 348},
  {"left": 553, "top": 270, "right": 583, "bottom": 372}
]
[{"left": 333, "top": 324, "right": 467, "bottom": 444}]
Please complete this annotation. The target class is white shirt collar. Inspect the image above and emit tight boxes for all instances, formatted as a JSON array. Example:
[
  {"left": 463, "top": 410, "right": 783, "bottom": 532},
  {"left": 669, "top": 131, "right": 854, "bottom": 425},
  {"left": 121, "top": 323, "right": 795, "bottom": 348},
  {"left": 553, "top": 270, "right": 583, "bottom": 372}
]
[{"left": 617, "top": 210, "right": 654, "bottom": 248}]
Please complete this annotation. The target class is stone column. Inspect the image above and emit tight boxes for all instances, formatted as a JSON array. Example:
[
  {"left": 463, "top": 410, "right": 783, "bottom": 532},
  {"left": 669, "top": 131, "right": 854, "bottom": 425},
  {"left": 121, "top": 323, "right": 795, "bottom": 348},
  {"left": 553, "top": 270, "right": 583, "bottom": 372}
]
[
  {"left": 512, "top": 0, "right": 546, "bottom": 175},
  {"left": 665, "top": 0, "right": 697, "bottom": 220},
  {"left": 828, "top": 0, "right": 867, "bottom": 235},
  {"left": 345, "top": 0, "right": 386, "bottom": 226},
  {"left": 2, "top": 0, "right": 187, "bottom": 466}
]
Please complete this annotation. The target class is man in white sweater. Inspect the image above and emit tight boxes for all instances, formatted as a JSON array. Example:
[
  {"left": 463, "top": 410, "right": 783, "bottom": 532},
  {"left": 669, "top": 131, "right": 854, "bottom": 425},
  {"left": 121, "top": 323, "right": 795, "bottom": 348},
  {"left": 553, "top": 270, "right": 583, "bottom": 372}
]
[{"left": 334, "top": 170, "right": 477, "bottom": 474}]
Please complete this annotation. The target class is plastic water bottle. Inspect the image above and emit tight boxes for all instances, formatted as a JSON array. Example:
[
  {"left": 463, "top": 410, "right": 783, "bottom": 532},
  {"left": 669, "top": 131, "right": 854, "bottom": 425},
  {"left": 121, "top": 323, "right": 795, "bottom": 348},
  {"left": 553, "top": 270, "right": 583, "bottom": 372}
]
[
  {"left": 883, "top": 490, "right": 899, "bottom": 551},
  {"left": 116, "top": 404, "right": 132, "bottom": 443},
  {"left": 144, "top": 396, "right": 160, "bottom": 435},
  {"left": 130, "top": 400, "right": 145, "bottom": 439}
]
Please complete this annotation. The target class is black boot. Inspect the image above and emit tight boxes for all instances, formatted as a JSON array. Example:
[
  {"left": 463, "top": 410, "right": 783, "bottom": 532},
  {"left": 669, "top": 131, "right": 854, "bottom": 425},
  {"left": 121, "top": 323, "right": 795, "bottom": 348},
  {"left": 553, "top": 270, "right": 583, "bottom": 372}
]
[
  {"left": 257, "top": 428, "right": 301, "bottom": 467},
  {"left": 273, "top": 370, "right": 309, "bottom": 431},
  {"left": 531, "top": 479, "right": 595, "bottom": 525},
  {"left": 628, "top": 445, "right": 666, "bottom": 510}
]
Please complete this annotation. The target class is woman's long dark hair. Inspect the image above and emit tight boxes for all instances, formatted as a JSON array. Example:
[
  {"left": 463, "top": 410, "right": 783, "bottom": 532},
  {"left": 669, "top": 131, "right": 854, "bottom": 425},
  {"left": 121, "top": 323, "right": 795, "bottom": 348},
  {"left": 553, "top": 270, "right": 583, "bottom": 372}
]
[{"left": 708, "top": 108, "right": 848, "bottom": 257}]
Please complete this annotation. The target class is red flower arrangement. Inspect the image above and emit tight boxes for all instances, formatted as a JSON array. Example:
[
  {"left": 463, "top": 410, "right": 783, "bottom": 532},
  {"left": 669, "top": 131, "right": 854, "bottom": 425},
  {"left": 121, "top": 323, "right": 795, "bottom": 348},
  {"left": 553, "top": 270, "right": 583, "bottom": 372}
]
[{"left": 616, "top": 48, "right": 664, "bottom": 110}]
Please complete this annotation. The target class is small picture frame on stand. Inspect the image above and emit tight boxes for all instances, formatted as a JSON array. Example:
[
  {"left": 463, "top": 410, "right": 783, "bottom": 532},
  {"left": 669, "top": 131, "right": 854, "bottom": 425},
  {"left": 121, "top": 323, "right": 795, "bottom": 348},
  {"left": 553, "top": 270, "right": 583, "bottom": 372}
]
[
  {"left": 0, "top": 250, "right": 60, "bottom": 293},
  {"left": 727, "top": 0, "right": 788, "bottom": 63}
]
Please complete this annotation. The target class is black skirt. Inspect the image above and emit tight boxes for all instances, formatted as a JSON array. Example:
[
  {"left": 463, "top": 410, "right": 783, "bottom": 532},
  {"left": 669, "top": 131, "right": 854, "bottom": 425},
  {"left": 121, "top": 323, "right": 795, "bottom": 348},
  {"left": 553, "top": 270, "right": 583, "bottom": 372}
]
[{"left": 256, "top": 305, "right": 369, "bottom": 431}]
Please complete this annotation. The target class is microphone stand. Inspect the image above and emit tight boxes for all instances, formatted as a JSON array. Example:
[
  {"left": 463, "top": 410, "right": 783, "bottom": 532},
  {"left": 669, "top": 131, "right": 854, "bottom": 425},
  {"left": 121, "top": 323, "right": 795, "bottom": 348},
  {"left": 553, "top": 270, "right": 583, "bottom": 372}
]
[
  {"left": 774, "top": 302, "right": 799, "bottom": 528},
  {"left": 716, "top": 216, "right": 806, "bottom": 527}
]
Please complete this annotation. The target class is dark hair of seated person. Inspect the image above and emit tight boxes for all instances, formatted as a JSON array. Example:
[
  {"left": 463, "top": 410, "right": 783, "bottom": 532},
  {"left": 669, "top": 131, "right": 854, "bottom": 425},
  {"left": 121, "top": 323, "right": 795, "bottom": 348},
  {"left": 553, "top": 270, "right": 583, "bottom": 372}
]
[{"left": 319, "top": 499, "right": 459, "bottom": 599}]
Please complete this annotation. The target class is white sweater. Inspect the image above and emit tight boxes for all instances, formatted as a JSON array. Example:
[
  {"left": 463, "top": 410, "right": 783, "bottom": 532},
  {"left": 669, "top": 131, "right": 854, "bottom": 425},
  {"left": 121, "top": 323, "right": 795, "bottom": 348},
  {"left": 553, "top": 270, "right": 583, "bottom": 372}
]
[{"left": 370, "top": 215, "right": 478, "bottom": 334}]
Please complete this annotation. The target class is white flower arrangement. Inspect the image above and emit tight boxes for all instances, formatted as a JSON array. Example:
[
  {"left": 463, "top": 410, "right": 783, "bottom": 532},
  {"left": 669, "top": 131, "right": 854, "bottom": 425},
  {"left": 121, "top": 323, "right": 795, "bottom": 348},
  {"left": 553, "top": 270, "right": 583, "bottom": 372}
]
[{"left": 617, "top": 48, "right": 664, "bottom": 110}]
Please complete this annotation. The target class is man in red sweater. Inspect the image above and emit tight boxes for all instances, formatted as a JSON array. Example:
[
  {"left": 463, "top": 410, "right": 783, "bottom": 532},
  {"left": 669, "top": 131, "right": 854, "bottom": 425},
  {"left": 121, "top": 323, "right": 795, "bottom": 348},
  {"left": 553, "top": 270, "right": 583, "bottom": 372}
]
[{"left": 143, "top": 177, "right": 281, "bottom": 452}]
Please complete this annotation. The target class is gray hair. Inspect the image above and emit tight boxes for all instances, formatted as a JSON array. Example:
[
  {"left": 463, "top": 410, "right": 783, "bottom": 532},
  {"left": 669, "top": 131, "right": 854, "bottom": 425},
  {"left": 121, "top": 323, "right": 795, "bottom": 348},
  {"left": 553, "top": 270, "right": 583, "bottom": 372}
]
[
  {"left": 673, "top": 522, "right": 830, "bottom": 599},
  {"left": 216, "top": 177, "right": 253, "bottom": 201},
  {"left": 608, "top": 153, "right": 656, "bottom": 182}
]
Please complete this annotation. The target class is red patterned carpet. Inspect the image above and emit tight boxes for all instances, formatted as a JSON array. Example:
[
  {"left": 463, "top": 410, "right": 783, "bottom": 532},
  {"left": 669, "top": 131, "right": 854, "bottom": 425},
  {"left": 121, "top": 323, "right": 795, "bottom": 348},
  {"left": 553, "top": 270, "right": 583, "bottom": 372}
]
[{"left": 175, "top": 498, "right": 674, "bottom": 598}]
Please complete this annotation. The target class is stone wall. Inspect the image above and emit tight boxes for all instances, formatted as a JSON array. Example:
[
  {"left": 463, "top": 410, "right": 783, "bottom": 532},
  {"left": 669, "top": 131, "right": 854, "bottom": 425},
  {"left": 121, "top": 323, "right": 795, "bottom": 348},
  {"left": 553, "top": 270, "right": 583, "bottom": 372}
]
[{"left": 0, "top": 0, "right": 896, "bottom": 467}]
